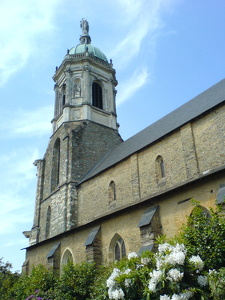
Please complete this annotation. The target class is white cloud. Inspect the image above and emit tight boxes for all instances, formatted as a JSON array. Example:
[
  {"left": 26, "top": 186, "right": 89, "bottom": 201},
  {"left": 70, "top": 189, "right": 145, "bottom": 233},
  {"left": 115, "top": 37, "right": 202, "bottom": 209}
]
[
  {"left": 0, "top": 147, "right": 38, "bottom": 235},
  {"left": 0, "top": 0, "right": 61, "bottom": 86},
  {"left": 107, "top": 0, "right": 180, "bottom": 102},
  {"left": 0, "top": 105, "right": 53, "bottom": 138},
  {"left": 117, "top": 67, "right": 149, "bottom": 105},
  {"left": 108, "top": 0, "right": 167, "bottom": 68},
  {"left": 0, "top": 238, "right": 26, "bottom": 249}
]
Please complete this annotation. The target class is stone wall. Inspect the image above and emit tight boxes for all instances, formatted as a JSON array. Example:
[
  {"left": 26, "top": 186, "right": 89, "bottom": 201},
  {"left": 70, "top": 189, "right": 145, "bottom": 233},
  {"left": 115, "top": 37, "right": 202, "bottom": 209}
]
[
  {"left": 25, "top": 173, "right": 224, "bottom": 274},
  {"left": 31, "top": 120, "right": 122, "bottom": 244},
  {"left": 77, "top": 105, "right": 225, "bottom": 226},
  {"left": 25, "top": 104, "right": 225, "bottom": 273}
]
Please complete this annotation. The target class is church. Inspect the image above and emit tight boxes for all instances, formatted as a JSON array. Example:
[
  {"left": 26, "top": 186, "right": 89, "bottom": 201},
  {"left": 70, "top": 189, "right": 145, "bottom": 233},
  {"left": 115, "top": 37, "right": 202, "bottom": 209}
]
[{"left": 23, "top": 19, "right": 225, "bottom": 274}]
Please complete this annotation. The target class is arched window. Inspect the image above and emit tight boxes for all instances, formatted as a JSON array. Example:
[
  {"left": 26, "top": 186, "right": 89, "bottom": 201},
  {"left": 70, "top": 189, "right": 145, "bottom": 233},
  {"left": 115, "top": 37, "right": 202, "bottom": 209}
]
[
  {"left": 108, "top": 181, "right": 116, "bottom": 203},
  {"left": 115, "top": 238, "right": 126, "bottom": 261},
  {"left": 61, "top": 249, "right": 73, "bottom": 273},
  {"left": 92, "top": 82, "right": 103, "bottom": 109},
  {"left": 62, "top": 249, "right": 73, "bottom": 264},
  {"left": 155, "top": 155, "right": 165, "bottom": 183},
  {"left": 190, "top": 205, "right": 211, "bottom": 221},
  {"left": 45, "top": 206, "right": 51, "bottom": 238},
  {"left": 109, "top": 234, "right": 126, "bottom": 262},
  {"left": 51, "top": 139, "right": 60, "bottom": 191}
]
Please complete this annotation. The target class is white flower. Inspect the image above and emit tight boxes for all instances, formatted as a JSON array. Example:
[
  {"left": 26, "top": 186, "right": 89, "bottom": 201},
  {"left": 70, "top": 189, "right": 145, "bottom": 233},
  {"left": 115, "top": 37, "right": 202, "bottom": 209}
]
[
  {"left": 141, "top": 257, "right": 151, "bottom": 265},
  {"left": 107, "top": 268, "right": 121, "bottom": 288},
  {"left": 173, "top": 243, "right": 186, "bottom": 253},
  {"left": 123, "top": 268, "right": 131, "bottom": 275},
  {"left": 148, "top": 281, "right": 157, "bottom": 292},
  {"left": 160, "top": 295, "right": 171, "bottom": 300},
  {"left": 148, "top": 269, "right": 163, "bottom": 292},
  {"left": 166, "top": 250, "right": 186, "bottom": 266},
  {"left": 124, "top": 278, "right": 132, "bottom": 287},
  {"left": 108, "top": 288, "right": 125, "bottom": 300},
  {"left": 189, "top": 255, "right": 204, "bottom": 271},
  {"left": 158, "top": 243, "right": 173, "bottom": 253},
  {"left": 107, "top": 277, "right": 115, "bottom": 289},
  {"left": 167, "top": 268, "right": 184, "bottom": 282},
  {"left": 150, "top": 269, "right": 163, "bottom": 282},
  {"left": 159, "top": 290, "right": 194, "bottom": 300},
  {"left": 178, "top": 290, "right": 194, "bottom": 300},
  {"left": 127, "top": 252, "right": 138, "bottom": 260},
  {"left": 197, "top": 275, "right": 208, "bottom": 287},
  {"left": 112, "top": 288, "right": 125, "bottom": 300},
  {"left": 156, "top": 256, "right": 165, "bottom": 269},
  {"left": 136, "top": 264, "right": 144, "bottom": 269},
  {"left": 156, "top": 243, "right": 187, "bottom": 268},
  {"left": 171, "top": 294, "right": 181, "bottom": 300}
]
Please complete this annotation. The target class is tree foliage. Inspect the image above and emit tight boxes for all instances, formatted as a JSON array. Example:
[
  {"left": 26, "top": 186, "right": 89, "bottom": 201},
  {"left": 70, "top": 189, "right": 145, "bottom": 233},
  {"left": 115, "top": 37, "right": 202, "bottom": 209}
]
[
  {"left": 55, "top": 261, "right": 97, "bottom": 300},
  {"left": 180, "top": 203, "right": 225, "bottom": 270},
  {"left": 0, "top": 258, "right": 20, "bottom": 300}
]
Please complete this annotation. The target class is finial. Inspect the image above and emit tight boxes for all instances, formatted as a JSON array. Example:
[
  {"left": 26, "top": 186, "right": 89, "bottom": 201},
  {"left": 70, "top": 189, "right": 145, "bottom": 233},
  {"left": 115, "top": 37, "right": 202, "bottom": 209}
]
[{"left": 79, "top": 18, "right": 91, "bottom": 44}]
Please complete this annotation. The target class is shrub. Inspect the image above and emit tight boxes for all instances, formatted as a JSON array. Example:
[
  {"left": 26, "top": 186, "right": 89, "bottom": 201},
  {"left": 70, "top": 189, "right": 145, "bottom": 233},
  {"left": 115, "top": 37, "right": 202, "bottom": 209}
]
[
  {"left": 208, "top": 268, "right": 225, "bottom": 300},
  {"left": 106, "top": 245, "right": 209, "bottom": 300},
  {"left": 54, "top": 261, "right": 97, "bottom": 300},
  {"left": 12, "top": 264, "right": 57, "bottom": 300},
  {"left": 180, "top": 203, "right": 225, "bottom": 270},
  {"left": 89, "top": 264, "right": 114, "bottom": 300},
  {"left": 0, "top": 258, "right": 20, "bottom": 300}
]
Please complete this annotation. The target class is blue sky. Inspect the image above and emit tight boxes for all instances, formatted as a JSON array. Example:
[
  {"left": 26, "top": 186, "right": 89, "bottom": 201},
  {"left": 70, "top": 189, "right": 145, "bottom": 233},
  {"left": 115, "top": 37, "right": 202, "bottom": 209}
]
[{"left": 0, "top": 0, "right": 225, "bottom": 272}]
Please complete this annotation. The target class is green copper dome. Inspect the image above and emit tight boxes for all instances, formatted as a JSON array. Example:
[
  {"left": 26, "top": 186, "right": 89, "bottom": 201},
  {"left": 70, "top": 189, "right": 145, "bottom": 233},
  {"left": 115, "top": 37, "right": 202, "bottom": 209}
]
[{"left": 69, "top": 44, "right": 108, "bottom": 62}]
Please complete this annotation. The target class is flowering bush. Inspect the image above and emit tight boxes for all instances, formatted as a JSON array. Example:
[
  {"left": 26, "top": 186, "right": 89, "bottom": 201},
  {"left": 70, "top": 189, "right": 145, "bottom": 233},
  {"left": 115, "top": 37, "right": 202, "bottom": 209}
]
[
  {"left": 106, "top": 243, "right": 210, "bottom": 300},
  {"left": 106, "top": 250, "right": 154, "bottom": 299}
]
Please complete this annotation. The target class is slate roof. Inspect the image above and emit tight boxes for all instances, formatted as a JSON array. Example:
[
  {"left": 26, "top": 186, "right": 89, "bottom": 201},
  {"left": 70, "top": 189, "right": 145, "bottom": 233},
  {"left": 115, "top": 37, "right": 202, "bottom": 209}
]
[{"left": 81, "top": 78, "right": 225, "bottom": 183}]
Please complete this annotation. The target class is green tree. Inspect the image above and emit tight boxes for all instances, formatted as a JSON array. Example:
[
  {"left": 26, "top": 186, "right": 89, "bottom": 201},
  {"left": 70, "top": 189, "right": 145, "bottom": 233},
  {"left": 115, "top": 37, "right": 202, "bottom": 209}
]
[
  {"left": 0, "top": 257, "right": 20, "bottom": 300},
  {"left": 55, "top": 261, "right": 97, "bottom": 300},
  {"left": 12, "top": 264, "right": 57, "bottom": 299},
  {"left": 180, "top": 203, "right": 225, "bottom": 270}
]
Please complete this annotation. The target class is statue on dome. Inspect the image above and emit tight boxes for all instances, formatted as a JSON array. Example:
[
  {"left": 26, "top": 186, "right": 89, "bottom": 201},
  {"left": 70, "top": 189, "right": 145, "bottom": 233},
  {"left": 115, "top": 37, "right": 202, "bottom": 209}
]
[{"left": 80, "top": 18, "right": 89, "bottom": 35}]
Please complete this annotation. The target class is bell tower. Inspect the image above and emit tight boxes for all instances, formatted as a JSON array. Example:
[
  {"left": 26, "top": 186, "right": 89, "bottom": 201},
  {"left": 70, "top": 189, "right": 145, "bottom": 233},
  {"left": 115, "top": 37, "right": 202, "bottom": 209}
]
[
  {"left": 52, "top": 18, "right": 118, "bottom": 132},
  {"left": 28, "top": 19, "right": 122, "bottom": 246}
]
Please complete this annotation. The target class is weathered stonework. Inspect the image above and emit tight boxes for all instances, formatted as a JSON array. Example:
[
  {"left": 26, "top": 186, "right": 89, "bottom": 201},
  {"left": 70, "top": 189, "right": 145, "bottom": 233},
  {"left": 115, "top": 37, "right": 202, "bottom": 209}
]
[{"left": 23, "top": 19, "right": 225, "bottom": 275}]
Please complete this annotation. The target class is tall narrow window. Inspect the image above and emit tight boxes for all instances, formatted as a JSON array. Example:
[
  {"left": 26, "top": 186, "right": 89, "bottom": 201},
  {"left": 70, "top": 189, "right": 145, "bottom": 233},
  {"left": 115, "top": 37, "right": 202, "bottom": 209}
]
[
  {"left": 115, "top": 238, "right": 126, "bottom": 261},
  {"left": 92, "top": 82, "right": 103, "bottom": 109},
  {"left": 46, "top": 206, "right": 51, "bottom": 238},
  {"left": 62, "top": 84, "right": 66, "bottom": 106},
  {"left": 61, "top": 249, "right": 73, "bottom": 274},
  {"left": 51, "top": 139, "right": 60, "bottom": 191},
  {"left": 160, "top": 158, "right": 165, "bottom": 178},
  {"left": 108, "top": 181, "right": 116, "bottom": 203},
  {"left": 155, "top": 155, "right": 165, "bottom": 183}
]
